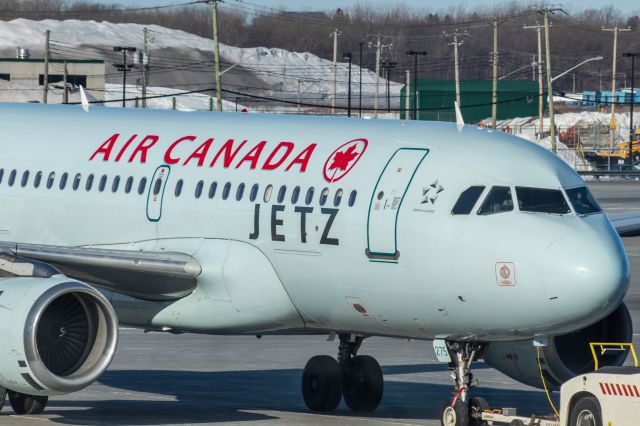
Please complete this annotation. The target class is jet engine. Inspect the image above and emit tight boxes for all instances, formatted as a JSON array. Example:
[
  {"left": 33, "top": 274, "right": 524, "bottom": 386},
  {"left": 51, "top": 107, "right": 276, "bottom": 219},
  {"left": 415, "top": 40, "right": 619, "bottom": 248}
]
[
  {"left": 0, "top": 277, "right": 118, "bottom": 396},
  {"left": 483, "top": 303, "right": 632, "bottom": 390}
]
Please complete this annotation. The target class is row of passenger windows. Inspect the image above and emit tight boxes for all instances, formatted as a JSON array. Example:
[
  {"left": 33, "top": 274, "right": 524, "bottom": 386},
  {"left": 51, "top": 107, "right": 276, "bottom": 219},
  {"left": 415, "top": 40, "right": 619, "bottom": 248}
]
[
  {"left": 451, "top": 185, "right": 601, "bottom": 216},
  {"left": 0, "top": 168, "right": 358, "bottom": 208}
]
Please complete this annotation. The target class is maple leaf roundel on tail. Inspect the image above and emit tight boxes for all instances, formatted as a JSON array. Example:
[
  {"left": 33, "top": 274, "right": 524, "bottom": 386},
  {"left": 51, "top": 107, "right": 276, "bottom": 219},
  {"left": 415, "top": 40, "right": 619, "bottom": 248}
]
[{"left": 323, "top": 138, "right": 368, "bottom": 183}]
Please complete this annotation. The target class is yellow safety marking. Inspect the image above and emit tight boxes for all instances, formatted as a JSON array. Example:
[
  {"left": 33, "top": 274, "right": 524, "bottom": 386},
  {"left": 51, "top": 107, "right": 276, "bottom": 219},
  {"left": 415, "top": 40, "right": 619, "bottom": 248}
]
[
  {"left": 589, "top": 342, "right": 638, "bottom": 371},
  {"left": 537, "top": 346, "right": 559, "bottom": 416}
]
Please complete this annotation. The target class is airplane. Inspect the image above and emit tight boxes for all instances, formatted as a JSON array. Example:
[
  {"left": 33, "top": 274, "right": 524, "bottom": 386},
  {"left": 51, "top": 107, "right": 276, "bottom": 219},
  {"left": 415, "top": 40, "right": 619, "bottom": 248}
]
[{"left": 0, "top": 101, "right": 638, "bottom": 426}]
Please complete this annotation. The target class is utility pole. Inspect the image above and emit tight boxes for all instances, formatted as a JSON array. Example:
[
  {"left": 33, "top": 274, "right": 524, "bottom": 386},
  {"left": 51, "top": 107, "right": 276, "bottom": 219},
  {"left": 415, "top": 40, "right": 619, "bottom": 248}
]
[
  {"left": 445, "top": 29, "right": 467, "bottom": 106},
  {"left": 113, "top": 46, "right": 136, "bottom": 108},
  {"left": 491, "top": 17, "right": 499, "bottom": 128},
  {"left": 524, "top": 23, "right": 547, "bottom": 137},
  {"left": 543, "top": 9, "right": 556, "bottom": 152},
  {"left": 382, "top": 60, "right": 397, "bottom": 113},
  {"left": 211, "top": 0, "right": 222, "bottom": 112},
  {"left": 405, "top": 69, "right": 411, "bottom": 119},
  {"left": 331, "top": 28, "right": 341, "bottom": 114},
  {"left": 43, "top": 30, "right": 50, "bottom": 104},
  {"left": 343, "top": 52, "right": 353, "bottom": 117},
  {"left": 63, "top": 61, "right": 68, "bottom": 104},
  {"left": 623, "top": 52, "right": 638, "bottom": 165},
  {"left": 406, "top": 50, "right": 427, "bottom": 120},
  {"left": 374, "top": 35, "right": 381, "bottom": 117},
  {"left": 359, "top": 41, "right": 364, "bottom": 117},
  {"left": 142, "top": 27, "right": 150, "bottom": 109},
  {"left": 602, "top": 26, "right": 631, "bottom": 150},
  {"left": 297, "top": 80, "right": 301, "bottom": 114}
]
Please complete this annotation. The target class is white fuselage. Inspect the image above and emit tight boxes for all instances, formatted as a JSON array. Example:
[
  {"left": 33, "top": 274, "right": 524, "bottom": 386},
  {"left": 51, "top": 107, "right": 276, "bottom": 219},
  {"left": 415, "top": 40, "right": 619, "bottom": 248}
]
[{"left": 0, "top": 104, "right": 629, "bottom": 342}]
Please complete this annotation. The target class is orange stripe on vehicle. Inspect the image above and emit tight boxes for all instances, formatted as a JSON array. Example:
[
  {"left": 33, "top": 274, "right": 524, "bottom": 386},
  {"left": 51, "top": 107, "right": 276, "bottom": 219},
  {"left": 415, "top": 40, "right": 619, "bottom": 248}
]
[
  {"left": 610, "top": 383, "right": 617, "bottom": 395},
  {"left": 605, "top": 383, "right": 613, "bottom": 395},
  {"left": 616, "top": 384, "right": 623, "bottom": 396}
]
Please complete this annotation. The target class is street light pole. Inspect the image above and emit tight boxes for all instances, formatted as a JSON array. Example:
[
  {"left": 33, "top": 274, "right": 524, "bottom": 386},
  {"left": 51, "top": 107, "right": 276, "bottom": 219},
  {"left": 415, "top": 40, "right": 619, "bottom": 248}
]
[
  {"left": 623, "top": 52, "right": 638, "bottom": 165},
  {"left": 113, "top": 46, "right": 136, "bottom": 108},
  {"left": 406, "top": 50, "right": 427, "bottom": 120},
  {"left": 343, "top": 52, "right": 352, "bottom": 117}
]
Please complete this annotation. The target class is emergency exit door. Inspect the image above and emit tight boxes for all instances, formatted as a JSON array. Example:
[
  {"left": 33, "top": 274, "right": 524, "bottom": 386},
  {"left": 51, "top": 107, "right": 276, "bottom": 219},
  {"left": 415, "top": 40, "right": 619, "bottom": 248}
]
[
  {"left": 146, "top": 165, "right": 171, "bottom": 222},
  {"left": 366, "top": 148, "right": 429, "bottom": 260}
]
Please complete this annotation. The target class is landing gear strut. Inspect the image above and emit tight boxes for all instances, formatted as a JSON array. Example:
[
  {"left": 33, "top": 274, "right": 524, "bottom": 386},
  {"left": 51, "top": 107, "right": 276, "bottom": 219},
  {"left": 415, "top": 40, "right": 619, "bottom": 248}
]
[
  {"left": 302, "top": 334, "right": 384, "bottom": 412},
  {"left": 441, "top": 341, "right": 487, "bottom": 426}
]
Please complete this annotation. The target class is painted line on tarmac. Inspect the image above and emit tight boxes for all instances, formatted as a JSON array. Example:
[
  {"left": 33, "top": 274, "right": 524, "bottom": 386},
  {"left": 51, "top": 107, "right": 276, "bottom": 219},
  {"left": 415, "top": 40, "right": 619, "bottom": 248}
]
[{"left": 266, "top": 411, "right": 419, "bottom": 426}]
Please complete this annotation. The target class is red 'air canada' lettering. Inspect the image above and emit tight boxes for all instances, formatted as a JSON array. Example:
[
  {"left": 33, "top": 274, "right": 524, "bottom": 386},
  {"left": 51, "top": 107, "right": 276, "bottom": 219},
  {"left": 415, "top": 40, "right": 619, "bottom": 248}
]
[{"left": 90, "top": 133, "right": 317, "bottom": 173}]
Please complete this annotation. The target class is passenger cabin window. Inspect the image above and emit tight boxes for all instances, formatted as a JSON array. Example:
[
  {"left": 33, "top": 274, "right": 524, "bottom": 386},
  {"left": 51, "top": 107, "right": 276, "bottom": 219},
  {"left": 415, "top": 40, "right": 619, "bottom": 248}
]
[
  {"left": 47, "top": 172, "right": 55, "bottom": 189},
  {"left": 334, "top": 189, "right": 343, "bottom": 207},
  {"left": 249, "top": 184, "right": 259, "bottom": 202},
  {"left": 8, "top": 170, "right": 16, "bottom": 187},
  {"left": 138, "top": 177, "right": 147, "bottom": 195},
  {"left": 59, "top": 172, "right": 68, "bottom": 190},
  {"left": 222, "top": 182, "right": 231, "bottom": 200},
  {"left": 125, "top": 177, "right": 134, "bottom": 194},
  {"left": 516, "top": 187, "right": 570, "bottom": 215},
  {"left": 195, "top": 180, "right": 204, "bottom": 199},
  {"left": 236, "top": 183, "right": 245, "bottom": 201},
  {"left": 305, "top": 187, "right": 315, "bottom": 205},
  {"left": 452, "top": 186, "right": 485, "bottom": 215},
  {"left": 34, "top": 171, "right": 42, "bottom": 188},
  {"left": 21, "top": 171, "right": 29, "bottom": 188},
  {"left": 73, "top": 173, "right": 81, "bottom": 191},
  {"left": 172, "top": 179, "right": 184, "bottom": 197},
  {"left": 208, "top": 182, "right": 217, "bottom": 199},
  {"left": 477, "top": 186, "right": 513, "bottom": 215},
  {"left": 348, "top": 190, "right": 357, "bottom": 207},
  {"left": 112, "top": 176, "right": 120, "bottom": 193},
  {"left": 153, "top": 178, "right": 162, "bottom": 196},
  {"left": 85, "top": 174, "right": 94, "bottom": 191},
  {"left": 566, "top": 186, "right": 602, "bottom": 215},
  {"left": 291, "top": 186, "right": 300, "bottom": 204},
  {"left": 99, "top": 175, "right": 107, "bottom": 192},
  {"left": 319, "top": 188, "right": 329, "bottom": 206},
  {"left": 0, "top": 169, "right": 3, "bottom": 184},
  {"left": 264, "top": 185, "right": 273, "bottom": 203},
  {"left": 277, "top": 186, "right": 286, "bottom": 203}
]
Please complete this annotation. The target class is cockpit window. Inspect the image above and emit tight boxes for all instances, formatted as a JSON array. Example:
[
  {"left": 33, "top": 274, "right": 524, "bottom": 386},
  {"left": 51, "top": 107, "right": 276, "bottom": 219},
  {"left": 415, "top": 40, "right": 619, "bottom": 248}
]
[
  {"left": 452, "top": 186, "right": 485, "bottom": 215},
  {"left": 477, "top": 186, "right": 513, "bottom": 215},
  {"left": 566, "top": 186, "right": 602, "bottom": 215},
  {"left": 516, "top": 187, "right": 570, "bottom": 214}
]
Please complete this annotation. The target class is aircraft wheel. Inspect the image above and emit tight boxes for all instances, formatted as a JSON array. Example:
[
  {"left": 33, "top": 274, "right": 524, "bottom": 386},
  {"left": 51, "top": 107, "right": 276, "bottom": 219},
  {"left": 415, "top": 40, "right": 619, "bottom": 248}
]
[
  {"left": 302, "top": 355, "right": 342, "bottom": 411},
  {"left": 0, "top": 386, "right": 5, "bottom": 412},
  {"left": 8, "top": 391, "right": 48, "bottom": 415},
  {"left": 569, "top": 395, "right": 602, "bottom": 426},
  {"left": 468, "top": 396, "right": 489, "bottom": 426},
  {"left": 441, "top": 398, "right": 469, "bottom": 426},
  {"left": 342, "top": 355, "right": 383, "bottom": 411}
]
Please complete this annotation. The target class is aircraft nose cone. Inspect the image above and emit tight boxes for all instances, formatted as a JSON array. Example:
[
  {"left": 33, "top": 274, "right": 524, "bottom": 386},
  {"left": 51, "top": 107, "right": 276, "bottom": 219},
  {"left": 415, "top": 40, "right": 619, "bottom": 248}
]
[{"left": 543, "top": 228, "right": 629, "bottom": 326}]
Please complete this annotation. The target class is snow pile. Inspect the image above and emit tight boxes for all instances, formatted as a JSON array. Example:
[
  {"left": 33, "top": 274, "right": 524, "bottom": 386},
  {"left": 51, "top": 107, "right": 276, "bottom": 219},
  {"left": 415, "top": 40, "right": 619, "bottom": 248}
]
[
  {"left": 103, "top": 83, "right": 242, "bottom": 112},
  {"left": 0, "top": 19, "right": 402, "bottom": 105}
]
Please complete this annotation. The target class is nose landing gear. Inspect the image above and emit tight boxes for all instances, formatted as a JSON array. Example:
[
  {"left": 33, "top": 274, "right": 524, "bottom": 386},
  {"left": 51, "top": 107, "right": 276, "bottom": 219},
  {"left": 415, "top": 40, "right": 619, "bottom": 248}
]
[
  {"left": 302, "top": 334, "right": 384, "bottom": 412},
  {"left": 441, "top": 341, "right": 487, "bottom": 426}
]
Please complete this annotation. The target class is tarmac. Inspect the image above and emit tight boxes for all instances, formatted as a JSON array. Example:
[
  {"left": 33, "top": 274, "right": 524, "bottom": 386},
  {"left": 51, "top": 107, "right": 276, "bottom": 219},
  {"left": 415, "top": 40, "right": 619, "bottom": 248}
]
[{"left": 1, "top": 180, "right": 639, "bottom": 426}]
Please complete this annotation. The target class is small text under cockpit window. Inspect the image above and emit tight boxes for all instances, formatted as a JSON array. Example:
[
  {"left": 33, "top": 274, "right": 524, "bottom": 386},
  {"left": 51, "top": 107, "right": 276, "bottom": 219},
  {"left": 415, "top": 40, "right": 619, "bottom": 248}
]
[
  {"left": 516, "top": 187, "right": 570, "bottom": 215},
  {"left": 477, "top": 186, "right": 513, "bottom": 215},
  {"left": 566, "top": 186, "right": 602, "bottom": 215},
  {"left": 452, "top": 186, "right": 485, "bottom": 215}
]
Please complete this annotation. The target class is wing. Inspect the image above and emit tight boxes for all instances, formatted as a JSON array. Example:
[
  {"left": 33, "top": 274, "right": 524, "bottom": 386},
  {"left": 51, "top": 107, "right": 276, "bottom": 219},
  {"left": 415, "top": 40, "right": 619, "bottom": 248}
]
[
  {"left": 0, "top": 242, "right": 201, "bottom": 301},
  {"left": 609, "top": 211, "right": 640, "bottom": 237}
]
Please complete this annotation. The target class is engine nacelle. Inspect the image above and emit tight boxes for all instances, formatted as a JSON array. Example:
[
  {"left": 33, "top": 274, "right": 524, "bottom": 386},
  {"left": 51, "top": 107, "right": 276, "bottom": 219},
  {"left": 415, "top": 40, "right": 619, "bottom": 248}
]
[
  {"left": 0, "top": 277, "right": 118, "bottom": 396},
  {"left": 483, "top": 303, "right": 632, "bottom": 390}
]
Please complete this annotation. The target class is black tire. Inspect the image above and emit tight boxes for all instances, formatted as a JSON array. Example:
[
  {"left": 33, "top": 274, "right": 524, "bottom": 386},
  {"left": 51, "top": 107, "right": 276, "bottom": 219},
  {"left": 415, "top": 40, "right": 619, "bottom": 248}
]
[
  {"left": 0, "top": 387, "right": 6, "bottom": 412},
  {"left": 441, "top": 398, "right": 469, "bottom": 426},
  {"left": 469, "top": 396, "right": 489, "bottom": 426},
  {"left": 343, "top": 355, "right": 384, "bottom": 412},
  {"left": 302, "top": 355, "right": 342, "bottom": 411},
  {"left": 569, "top": 395, "right": 602, "bottom": 426},
  {"left": 8, "top": 391, "right": 48, "bottom": 415}
]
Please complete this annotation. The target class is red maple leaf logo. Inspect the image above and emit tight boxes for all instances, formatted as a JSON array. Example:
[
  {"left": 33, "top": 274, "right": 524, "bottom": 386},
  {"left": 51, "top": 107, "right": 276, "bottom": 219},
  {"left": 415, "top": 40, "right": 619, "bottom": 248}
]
[{"left": 328, "top": 145, "right": 359, "bottom": 172}]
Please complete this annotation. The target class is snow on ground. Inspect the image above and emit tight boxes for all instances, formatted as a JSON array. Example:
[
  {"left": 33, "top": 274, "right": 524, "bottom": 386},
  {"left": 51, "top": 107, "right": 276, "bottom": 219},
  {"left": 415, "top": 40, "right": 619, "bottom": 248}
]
[
  {"left": 103, "top": 83, "right": 242, "bottom": 112},
  {"left": 0, "top": 19, "right": 402, "bottom": 104}
]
